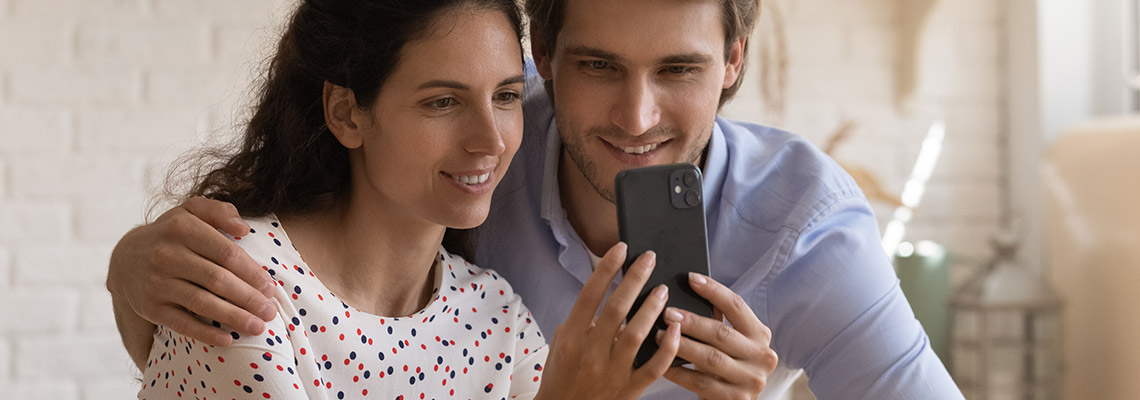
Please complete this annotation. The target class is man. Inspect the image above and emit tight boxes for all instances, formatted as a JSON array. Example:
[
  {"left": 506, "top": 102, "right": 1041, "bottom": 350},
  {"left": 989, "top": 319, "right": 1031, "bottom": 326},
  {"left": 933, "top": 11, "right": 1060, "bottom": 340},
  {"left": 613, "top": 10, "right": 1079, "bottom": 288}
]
[{"left": 108, "top": 0, "right": 963, "bottom": 398}]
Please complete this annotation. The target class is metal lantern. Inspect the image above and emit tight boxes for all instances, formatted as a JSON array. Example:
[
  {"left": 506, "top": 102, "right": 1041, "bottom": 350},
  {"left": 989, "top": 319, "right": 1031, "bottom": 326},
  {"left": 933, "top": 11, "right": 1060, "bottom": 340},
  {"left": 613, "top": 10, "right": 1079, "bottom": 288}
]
[{"left": 950, "top": 233, "right": 1063, "bottom": 400}]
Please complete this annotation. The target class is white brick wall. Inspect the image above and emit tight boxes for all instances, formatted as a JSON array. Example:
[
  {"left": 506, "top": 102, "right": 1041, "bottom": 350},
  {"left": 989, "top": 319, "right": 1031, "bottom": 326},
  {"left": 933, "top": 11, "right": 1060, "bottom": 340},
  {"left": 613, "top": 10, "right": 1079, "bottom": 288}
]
[
  {"left": 0, "top": 0, "right": 286, "bottom": 397},
  {"left": 723, "top": 0, "right": 1007, "bottom": 266},
  {"left": 0, "top": 0, "right": 1004, "bottom": 398}
]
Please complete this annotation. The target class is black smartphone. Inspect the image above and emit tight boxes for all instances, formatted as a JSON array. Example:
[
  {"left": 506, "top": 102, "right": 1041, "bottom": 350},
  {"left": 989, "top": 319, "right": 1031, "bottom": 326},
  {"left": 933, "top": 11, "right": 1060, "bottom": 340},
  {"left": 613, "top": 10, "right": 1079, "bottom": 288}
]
[{"left": 615, "top": 163, "right": 714, "bottom": 367}]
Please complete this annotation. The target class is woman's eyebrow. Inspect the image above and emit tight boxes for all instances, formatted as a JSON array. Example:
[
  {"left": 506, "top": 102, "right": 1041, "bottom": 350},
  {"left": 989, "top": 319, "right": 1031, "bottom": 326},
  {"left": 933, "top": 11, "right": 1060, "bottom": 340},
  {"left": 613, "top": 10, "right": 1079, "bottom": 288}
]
[
  {"left": 418, "top": 80, "right": 469, "bottom": 91},
  {"left": 417, "top": 75, "right": 525, "bottom": 91}
]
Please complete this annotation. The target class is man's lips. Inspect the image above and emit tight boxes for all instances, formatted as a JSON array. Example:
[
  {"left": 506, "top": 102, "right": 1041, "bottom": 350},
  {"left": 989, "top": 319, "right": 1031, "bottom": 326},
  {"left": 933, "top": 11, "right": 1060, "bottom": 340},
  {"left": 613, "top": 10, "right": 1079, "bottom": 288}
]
[{"left": 601, "top": 138, "right": 667, "bottom": 155}]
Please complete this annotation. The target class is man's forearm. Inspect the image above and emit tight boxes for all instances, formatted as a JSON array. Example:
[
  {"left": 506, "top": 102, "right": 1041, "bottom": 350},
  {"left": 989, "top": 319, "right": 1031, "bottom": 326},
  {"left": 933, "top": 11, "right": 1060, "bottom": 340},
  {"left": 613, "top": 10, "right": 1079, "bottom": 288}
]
[{"left": 112, "top": 294, "right": 157, "bottom": 371}]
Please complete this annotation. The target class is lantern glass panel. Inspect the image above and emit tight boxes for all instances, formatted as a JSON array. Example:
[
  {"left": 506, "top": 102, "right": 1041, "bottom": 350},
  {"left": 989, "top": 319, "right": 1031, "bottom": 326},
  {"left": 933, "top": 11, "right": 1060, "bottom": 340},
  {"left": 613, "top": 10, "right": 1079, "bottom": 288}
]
[
  {"left": 951, "top": 347, "right": 978, "bottom": 383},
  {"left": 988, "top": 344, "right": 1024, "bottom": 389},
  {"left": 954, "top": 308, "right": 979, "bottom": 341},
  {"left": 987, "top": 310, "right": 1025, "bottom": 341}
]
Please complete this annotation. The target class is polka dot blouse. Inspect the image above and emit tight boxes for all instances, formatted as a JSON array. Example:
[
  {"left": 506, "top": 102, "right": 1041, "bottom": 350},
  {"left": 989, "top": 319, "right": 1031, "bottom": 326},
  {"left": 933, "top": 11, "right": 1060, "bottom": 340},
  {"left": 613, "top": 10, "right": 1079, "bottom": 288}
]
[{"left": 138, "top": 216, "right": 548, "bottom": 399}]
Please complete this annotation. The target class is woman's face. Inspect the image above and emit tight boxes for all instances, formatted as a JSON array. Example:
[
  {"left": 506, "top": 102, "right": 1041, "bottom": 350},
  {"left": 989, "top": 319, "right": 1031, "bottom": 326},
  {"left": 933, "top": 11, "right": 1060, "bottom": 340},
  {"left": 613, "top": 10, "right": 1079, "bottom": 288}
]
[{"left": 352, "top": 8, "right": 524, "bottom": 229}]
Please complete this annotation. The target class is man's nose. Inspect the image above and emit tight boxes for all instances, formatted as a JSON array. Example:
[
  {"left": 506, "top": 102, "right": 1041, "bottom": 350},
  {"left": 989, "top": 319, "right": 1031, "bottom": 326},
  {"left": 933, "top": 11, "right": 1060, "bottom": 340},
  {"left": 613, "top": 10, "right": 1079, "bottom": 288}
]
[{"left": 610, "top": 78, "right": 661, "bottom": 136}]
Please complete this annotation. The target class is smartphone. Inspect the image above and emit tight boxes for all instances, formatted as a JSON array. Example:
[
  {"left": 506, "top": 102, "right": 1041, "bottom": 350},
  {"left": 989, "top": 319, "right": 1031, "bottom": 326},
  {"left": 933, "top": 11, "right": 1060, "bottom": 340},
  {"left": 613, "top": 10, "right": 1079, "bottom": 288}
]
[{"left": 615, "top": 163, "right": 714, "bottom": 367}]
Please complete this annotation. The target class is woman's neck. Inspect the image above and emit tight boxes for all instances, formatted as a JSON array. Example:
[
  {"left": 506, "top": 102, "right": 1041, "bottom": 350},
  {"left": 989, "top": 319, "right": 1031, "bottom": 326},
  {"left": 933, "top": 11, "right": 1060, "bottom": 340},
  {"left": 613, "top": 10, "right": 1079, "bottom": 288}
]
[{"left": 278, "top": 194, "right": 446, "bottom": 317}]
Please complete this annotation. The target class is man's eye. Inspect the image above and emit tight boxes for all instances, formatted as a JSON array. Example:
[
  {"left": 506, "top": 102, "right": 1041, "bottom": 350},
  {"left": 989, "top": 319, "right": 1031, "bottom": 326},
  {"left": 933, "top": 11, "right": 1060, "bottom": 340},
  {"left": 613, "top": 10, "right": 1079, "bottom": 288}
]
[
  {"left": 494, "top": 92, "right": 520, "bottom": 103},
  {"left": 588, "top": 60, "right": 609, "bottom": 70},
  {"left": 666, "top": 66, "right": 692, "bottom": 74}
]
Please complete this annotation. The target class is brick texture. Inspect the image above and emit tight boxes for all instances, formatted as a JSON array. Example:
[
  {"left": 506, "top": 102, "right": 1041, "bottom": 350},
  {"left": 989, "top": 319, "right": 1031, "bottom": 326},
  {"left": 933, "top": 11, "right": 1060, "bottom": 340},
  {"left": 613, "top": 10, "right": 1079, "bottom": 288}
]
[
  {"left": 0, "top": 0, "right": 1006, "bottom": 398},
  {"left": 0, "top": 247, "right": 9, "bottom": 287}
]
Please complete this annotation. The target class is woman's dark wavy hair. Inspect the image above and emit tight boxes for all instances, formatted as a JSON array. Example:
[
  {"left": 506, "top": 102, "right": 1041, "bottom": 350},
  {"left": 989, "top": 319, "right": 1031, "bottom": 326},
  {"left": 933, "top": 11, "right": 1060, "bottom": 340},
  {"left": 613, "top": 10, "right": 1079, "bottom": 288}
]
[{"left": 161, "top": 0, "right": 524, "bottom": 259}]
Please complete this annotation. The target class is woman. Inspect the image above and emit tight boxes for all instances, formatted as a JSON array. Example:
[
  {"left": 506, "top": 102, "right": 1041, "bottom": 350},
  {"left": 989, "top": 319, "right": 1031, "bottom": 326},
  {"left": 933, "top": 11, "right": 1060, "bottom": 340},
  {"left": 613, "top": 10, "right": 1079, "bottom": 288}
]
[{"left": 135, "top": 0, "right": 680, "bottom": 398}]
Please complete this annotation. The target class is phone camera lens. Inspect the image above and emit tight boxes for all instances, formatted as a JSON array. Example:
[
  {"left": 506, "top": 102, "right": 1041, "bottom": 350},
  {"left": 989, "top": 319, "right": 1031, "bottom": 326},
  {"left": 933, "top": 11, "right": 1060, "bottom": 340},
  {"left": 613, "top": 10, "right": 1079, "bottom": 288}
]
[
  {"left": 685, "top": 190, "right": 700, "bottom": 207},
  {"left": 683, "top": 171, "right": 698, "bottom": 186}
]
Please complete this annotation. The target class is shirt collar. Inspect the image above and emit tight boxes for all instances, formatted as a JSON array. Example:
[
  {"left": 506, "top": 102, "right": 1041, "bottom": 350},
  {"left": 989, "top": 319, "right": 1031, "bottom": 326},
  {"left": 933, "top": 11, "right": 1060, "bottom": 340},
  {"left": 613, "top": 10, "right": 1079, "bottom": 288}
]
[{"left": 701, "top": 118, "right": 729, "bottom": 211}]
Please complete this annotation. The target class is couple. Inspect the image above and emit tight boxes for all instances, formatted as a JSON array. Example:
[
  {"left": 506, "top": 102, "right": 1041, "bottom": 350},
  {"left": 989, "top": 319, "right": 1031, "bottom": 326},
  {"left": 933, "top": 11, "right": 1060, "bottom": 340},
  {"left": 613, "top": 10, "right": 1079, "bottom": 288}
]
[{"left": 111, "top": 0, "right": 963, "bottom": 399}]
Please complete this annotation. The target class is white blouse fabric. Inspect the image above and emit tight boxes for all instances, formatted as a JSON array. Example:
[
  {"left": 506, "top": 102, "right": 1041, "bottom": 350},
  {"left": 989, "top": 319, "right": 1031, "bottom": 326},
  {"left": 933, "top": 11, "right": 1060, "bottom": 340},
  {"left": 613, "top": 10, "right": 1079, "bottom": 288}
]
[{"left": 138, "top": 215, "right": 548, "bottom": 399}]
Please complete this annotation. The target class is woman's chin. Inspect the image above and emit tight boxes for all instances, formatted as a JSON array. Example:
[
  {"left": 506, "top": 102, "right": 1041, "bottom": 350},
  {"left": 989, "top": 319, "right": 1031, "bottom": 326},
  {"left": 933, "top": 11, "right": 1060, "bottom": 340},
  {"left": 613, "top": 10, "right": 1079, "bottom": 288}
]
[{"left": 444, "top": 208, "right": 490, "bottom": 230}]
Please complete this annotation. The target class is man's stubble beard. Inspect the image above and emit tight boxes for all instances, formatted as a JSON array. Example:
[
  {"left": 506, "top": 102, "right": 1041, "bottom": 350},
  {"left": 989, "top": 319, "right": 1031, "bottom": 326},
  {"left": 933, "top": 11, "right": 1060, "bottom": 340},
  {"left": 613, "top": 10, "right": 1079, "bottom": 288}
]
[{"left": 555, "top": 113, "right": 706, "bottom": 205}]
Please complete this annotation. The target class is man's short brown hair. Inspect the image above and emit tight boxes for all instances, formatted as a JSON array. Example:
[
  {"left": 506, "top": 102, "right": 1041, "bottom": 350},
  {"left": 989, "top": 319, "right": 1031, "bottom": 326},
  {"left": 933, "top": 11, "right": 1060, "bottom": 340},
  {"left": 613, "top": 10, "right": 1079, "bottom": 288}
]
[{"left": 525, "top": 0, "right": 761, "bottom": 108}]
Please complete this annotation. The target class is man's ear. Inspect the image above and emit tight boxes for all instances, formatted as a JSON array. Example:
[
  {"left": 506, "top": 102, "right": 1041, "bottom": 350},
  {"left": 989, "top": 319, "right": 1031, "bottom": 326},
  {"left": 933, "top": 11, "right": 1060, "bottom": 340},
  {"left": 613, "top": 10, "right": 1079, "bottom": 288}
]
[
  {"left": 322, "top": 81, "right": 365, "bottom": 149},
  {"left": 530, "top": 26, "right": 554, "bottom": 80},
  {"left": 722, "top": 36, "right": 747, "bottom": 89}
]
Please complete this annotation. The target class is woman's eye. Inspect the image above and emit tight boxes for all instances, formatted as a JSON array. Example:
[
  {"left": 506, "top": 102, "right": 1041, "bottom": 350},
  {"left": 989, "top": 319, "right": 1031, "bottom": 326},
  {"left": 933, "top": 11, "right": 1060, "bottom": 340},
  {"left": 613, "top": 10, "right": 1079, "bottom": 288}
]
[{"left": 429, "top": 97, "right": 457, "bottom": 110}]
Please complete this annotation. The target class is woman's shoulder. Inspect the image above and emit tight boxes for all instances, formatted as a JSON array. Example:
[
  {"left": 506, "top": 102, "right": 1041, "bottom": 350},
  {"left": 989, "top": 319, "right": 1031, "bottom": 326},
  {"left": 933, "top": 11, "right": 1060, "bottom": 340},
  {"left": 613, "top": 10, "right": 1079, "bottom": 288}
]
[
  {"left": 225, "top": 214, "right": 310, "bottom": 281},
  {"left": 439, "top": 248, "right": 524, "bottom": 305}
]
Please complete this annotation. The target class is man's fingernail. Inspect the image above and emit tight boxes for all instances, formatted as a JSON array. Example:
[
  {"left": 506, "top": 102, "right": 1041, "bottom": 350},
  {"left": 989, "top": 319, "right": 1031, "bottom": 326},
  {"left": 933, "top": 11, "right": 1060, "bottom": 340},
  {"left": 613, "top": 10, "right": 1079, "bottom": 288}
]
[
  {"left": 655, "top": 329, "right": 665, "bottom": 342},
  {"left": 216, "top": 333, "right": 232, "bottom": 346},
  {"left": 261, "top": 280, "right": 277, "bottom": 295},
  {"left": 665, "top": 307, "right": 683, "bottom": 323},
  {"left": 689, "top": 272, "right": 707, "bottom": 285},
  {"left": 246, "top": 318, "right": 264, "bottom": 335},
  {"left": 260, "top": 301, "right": 277, "bottom": 319},
  {"left": 655, "top": 284, "right": 668, "bottom": 299}
]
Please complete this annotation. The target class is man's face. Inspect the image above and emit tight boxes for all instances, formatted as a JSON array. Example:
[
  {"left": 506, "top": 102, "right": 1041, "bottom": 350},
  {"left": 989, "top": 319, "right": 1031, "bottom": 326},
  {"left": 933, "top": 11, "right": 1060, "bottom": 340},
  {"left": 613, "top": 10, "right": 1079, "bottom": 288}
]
[{"left": 534, "top": 0, "right": 744, "bottom": 202}]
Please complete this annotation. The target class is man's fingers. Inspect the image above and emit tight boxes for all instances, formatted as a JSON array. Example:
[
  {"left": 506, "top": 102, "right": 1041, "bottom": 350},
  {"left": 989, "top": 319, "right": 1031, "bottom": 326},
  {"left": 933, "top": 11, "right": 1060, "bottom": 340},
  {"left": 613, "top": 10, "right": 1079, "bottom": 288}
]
[
  {"left": 182, "top": 196, "right": 249, "bottom": 238},
  {"left": 564, "top": 242, "right": 627, "bottom": 329},
  {"left": 150, "top": 304, "right": 235, "bottom": 348},
  {"left": 670, "top": 307, "right": 755, "bottom": 357},
  {"left": 663, "top": 365, "right": 735, "bottom": 399},
  {"left": 593, "top": 250, "right": 656, "bottom": 339},
  {"left": 615, "top": 284, "right": 668, "bottom": 363},
  {"left": 672, "top": 335, "right": 754, "bottom": 384},
  {"left": 169, "top": 278, "right": 270, "bottom": 336},
  {"left": 178, "top": 213, "right": 277, "bottom": 301},
  {"left": 688, "top": 273, "right": 766, "bottom": 339},
  {"left": 181, "top": 255, "right": 278, "bottom": 328},
  {"left": 634, "top": 321, "right": 680, "bottom": 384}
]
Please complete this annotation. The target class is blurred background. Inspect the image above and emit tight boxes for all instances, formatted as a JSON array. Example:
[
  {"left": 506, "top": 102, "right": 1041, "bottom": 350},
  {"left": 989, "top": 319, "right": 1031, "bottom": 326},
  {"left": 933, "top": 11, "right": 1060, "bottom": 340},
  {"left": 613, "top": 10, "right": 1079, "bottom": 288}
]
[{"left": 0, "top": 0, "right": 1136, "bottom": 398}]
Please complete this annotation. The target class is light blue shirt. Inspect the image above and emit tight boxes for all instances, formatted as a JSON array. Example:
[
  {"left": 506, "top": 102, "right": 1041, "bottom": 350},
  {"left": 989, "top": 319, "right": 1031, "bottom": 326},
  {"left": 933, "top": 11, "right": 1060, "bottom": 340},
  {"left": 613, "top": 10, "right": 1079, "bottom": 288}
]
[{"left": 470, "top": 66, "right": 964, "bottom": 399}]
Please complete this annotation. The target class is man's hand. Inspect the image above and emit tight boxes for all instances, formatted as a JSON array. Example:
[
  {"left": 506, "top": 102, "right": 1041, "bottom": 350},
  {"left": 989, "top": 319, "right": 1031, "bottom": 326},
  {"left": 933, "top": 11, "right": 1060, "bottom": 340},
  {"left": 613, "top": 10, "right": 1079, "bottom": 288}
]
[
  {"left": 535, "top": 243, "right": 682, "bottom": 400},
  {"left": 106, "top": 197, "right": 278, "bottom": 367},
  {"left": 660, "top": 272, "right": 779, "bottom": 399}
]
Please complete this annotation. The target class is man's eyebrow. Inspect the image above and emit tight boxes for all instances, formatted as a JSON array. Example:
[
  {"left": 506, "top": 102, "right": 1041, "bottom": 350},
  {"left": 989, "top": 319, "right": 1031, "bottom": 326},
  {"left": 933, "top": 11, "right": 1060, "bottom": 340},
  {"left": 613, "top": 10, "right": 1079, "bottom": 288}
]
[
  {"left": 659, "top": 52, "right": 714, "bottom": 65},
  {"left": 563, "top": 45, "right": 624, "bottom": 62},
  {"left": 564, "top": 46, "right": 713, "bottom": 66},
  {"left": 499, "top": 75, "right": 526, "bottom": 86}
]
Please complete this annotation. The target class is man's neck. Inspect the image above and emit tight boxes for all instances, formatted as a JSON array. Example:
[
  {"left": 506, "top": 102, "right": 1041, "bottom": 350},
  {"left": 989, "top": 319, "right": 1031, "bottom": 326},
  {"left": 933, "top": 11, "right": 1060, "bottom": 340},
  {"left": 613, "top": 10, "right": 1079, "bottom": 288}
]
[{"left": 557, "top": 149, "right": 619, "bottom": 257}]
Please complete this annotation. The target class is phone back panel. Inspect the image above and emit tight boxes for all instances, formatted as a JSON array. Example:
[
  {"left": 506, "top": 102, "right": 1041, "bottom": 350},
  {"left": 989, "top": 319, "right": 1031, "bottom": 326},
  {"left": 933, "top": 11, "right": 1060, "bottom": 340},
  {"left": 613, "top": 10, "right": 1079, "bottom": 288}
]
[{"left": 615, "top": 163, "right": 714, "bottom": 366}]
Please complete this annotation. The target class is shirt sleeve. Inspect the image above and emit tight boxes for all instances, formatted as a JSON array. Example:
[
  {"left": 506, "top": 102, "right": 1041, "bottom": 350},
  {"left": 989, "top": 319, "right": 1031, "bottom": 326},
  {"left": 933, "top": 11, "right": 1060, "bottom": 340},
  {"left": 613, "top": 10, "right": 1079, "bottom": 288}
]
[
  {"left": 767, "top": 195, "right": 964, "bottom": 400},
  {"left": 506, "top": 296, "right": 548, "bottom": 400},
  {"left": 137, "top": 314, "right": 310, "bottom": 400}
]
